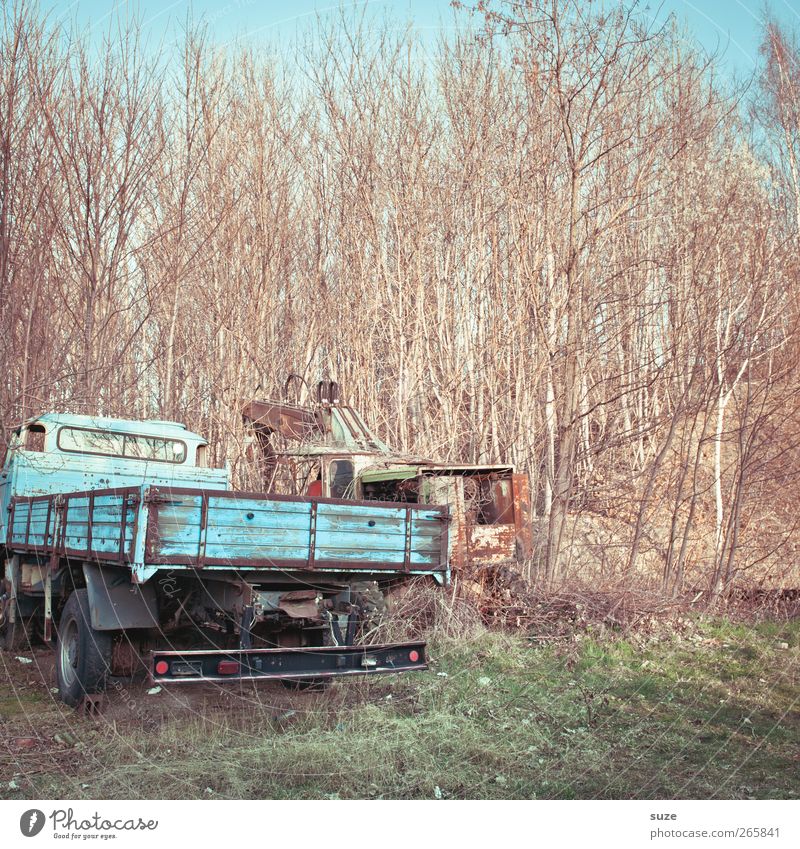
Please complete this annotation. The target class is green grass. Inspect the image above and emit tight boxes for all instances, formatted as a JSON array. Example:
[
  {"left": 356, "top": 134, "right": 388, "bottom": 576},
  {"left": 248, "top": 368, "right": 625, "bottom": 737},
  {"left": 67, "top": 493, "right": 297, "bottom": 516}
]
[{"left": 2, "top": 618, "right": 798, "bottom": 799}]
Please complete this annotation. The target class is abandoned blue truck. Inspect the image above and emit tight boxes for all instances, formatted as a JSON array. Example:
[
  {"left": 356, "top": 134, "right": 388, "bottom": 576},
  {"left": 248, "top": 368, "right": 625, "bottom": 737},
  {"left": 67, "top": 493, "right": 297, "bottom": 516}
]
[{"left": 0, "top": 413, "right": 449, "bottom": 705}]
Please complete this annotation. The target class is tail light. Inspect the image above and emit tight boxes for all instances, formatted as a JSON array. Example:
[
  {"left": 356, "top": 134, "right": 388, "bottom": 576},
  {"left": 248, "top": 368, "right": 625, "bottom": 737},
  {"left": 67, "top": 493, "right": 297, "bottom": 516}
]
[
  {"left": 409, "top": 650, "right": 420, "bottom": 663},
  {"left": 217, "top": 660, "right": 239, "bottom": 675},
  {"left": 154, "top": 660, "right": 169, "bottom": 675}
]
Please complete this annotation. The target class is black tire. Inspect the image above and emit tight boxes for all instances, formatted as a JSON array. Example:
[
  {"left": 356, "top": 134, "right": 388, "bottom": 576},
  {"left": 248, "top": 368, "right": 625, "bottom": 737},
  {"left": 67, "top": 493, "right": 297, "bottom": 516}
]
[{"left": 56, "top": 589, "right": 113, "bottom": 707}]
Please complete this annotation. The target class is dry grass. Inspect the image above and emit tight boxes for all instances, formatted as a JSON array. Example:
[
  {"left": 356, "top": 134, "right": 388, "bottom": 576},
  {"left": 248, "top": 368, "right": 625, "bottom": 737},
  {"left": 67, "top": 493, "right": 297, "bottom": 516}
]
[
  {"left": 2, "top": 578, "right": 798, "bottom": 800},
  {"left": 2, "top": 614, "right": 797, "bottom": 800},
  {"left": 455, "top": 564, "right": 800, "bottom": 639}
]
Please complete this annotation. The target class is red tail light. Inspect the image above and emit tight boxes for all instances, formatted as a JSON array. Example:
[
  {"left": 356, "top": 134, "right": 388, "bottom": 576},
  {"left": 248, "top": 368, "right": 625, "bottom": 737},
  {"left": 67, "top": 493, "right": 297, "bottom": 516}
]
[
  {"left": 217, "top": 660, "right": 239, "bottom": 675},
  {"left": 154, "top": 660, "right": 169, "bottom": 675},
  {"left": 409, "top": 650, "right": 420, "bottom": 663}
]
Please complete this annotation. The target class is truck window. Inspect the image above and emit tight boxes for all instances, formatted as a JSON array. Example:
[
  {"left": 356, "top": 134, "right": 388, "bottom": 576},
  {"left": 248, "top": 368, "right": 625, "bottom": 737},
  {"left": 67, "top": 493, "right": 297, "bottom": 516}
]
[
  {"left": 125, "top": 434, "right": 186, "bottom": 462},
  {"left": 59, "top": 428, "right": 124, "bottom": 456},
  {"left": 24, "top": 424, "right": 46, "bottom": 453},
  {"left": 477, "top": 478, "right": 514, "bottom": 524},
  {"left": 57, "top": 427, "right": 187, "bottom": 464},
  {"left": 329, "top": 459, "right": 355, "bottom": 498}
]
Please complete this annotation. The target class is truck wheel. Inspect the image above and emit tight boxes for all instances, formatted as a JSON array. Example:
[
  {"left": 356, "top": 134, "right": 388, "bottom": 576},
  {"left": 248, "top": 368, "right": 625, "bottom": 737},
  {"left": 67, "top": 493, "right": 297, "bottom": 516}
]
[
  {"left": 56, "top": 590, "right": 113, "bottom": 707},
  {"left": 351, "top": 581, "right": 387, "bottom": 630}
]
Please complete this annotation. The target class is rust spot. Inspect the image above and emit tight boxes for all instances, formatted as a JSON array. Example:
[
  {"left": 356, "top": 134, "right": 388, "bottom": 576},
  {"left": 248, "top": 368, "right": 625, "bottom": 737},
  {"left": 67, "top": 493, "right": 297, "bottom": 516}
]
[
  {"left": 278, "top": 590, "right": 320, "bottom": 619},
  {"left": 512, "top": 473, "right": 533, "bottom": 559},
  {"left": 468, "top": 524, "right": 517, "bottom": 565}
]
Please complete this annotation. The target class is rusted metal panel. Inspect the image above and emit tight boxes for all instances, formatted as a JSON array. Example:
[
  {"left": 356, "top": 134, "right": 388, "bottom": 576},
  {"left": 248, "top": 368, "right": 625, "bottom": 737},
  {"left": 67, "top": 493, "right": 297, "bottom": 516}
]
[
  {"left": 144, "top": 488, "right": 168, "bottom": 562},
  {"left": 403, "top": 506, "right": 413, "bottom": 572},
  {"left": 198, "top": 492, "right": 209, "bottom": 569},
  {"left": 467, "top": 523, "right": 517, "bottom": 566},
  {"left": 43, "top": 496, "right": 53, "bottom": 554},
  {"left": 277, "top": 590, "right": 319, "bottom": 619},
  {"left": 87, "top": 490, "right": 94, "bottom": 552},
  {"left": 422, "top": 475, "right": 521, "bottom": 570},
  {"left": 118, "top": 491, "right": 138, "bottom": 562},
  {"left": 308, "top": 499, "right": 318, "bottom": 568},
  {"left": 512, "top": 472, "right": 533, "bottom": 559},
  {"left": 242, "top": 400, "right": 322, "bottom": 441},
  {"left": 44, "top": 570, "right": 52, "bottom": 643}
]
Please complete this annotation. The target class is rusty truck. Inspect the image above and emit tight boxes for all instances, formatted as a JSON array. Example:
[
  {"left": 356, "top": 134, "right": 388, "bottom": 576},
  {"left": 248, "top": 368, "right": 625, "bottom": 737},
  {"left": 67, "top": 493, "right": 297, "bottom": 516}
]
[
  {"left": 243, "top": 377, "right": 532, "bottom": 580},
  {"left": 0, "top": 412, "right": 448, "bottom": 705}
]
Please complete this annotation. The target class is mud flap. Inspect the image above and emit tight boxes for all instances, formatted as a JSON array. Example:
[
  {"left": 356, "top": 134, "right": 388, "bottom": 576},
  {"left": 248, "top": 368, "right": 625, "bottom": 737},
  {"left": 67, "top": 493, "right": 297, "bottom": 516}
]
[{"left": 83, "top": 563, "right": 159, "bottom": 630}]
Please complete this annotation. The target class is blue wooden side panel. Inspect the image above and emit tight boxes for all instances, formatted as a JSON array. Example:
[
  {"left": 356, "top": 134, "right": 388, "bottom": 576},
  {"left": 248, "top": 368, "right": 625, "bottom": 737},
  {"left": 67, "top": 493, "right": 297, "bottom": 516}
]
[
  {"left": 60, "top": 493, "right": 138, "bottom": 557},
  {"left": 9, "top": 498, "right": 56, "bottom": 549},
  {"left": 9, "top": 490, "right": 139, "bottom": 560},
  {"left": 149, "top": 493, "right": 446, "bottom": 571},
  {"left": 7, "top": 486, "right": 448, "bottom": 578}
]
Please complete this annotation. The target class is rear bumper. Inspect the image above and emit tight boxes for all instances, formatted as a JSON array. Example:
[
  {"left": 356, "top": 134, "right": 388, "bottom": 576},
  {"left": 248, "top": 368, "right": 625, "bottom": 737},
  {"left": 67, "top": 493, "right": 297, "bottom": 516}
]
[{"left": 150, "top": 641, "right": 427, "bottom": 684}]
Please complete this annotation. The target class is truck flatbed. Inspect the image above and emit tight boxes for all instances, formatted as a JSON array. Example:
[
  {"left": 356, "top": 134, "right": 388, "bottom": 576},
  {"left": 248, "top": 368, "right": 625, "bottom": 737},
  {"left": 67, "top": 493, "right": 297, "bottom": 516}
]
[{"left": 7, "top": 485, "right": 449, "bottom": 584}]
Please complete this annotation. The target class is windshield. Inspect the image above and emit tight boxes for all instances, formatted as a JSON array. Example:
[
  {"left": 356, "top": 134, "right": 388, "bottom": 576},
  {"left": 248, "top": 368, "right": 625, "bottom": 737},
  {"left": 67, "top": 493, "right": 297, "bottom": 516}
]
[{"left": 57, "top": 426, "right": 187, "bottom": 464}]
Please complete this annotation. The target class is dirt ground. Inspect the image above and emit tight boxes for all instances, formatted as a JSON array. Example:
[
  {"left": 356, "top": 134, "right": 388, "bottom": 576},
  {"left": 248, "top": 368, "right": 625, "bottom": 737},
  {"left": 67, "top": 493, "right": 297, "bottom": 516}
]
[{"left": 1, "top": 644, "right": 316, "bottom": 795}]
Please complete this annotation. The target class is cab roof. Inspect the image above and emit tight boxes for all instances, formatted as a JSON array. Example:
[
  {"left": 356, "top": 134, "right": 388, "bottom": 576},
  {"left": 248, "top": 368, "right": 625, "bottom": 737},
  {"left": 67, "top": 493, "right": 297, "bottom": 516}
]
[{"left": 17, "top": 413, "right": 207, "bottom": 444}]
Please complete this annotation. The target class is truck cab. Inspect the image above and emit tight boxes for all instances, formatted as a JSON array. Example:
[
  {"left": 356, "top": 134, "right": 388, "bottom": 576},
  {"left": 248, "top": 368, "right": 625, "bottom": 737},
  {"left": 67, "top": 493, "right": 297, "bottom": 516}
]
[
  {"left": 0, "top": 413, "right": 227, "bottom": 542},
  {"left": 243, "top": 385, "right": 532, "bottom": 572}
]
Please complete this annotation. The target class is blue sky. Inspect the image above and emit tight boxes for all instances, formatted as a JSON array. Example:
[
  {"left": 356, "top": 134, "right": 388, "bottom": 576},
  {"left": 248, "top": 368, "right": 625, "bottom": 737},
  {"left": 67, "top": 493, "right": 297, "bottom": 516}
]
[{"left": 40, "top": 0, "right": 800, "bottom": 78}]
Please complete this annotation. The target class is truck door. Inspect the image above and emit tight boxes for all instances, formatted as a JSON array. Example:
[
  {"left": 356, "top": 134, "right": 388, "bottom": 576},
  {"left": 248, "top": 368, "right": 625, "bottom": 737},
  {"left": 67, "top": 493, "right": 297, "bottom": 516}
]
[
  {"left": 0, "top": 430, "right": 21, "bottom": 543},
  {"left": 328, "top": 459, "right": 355, "bottom": 499},
  {"left": 421, "top": 476, "right": 466, "bottom": 570}
]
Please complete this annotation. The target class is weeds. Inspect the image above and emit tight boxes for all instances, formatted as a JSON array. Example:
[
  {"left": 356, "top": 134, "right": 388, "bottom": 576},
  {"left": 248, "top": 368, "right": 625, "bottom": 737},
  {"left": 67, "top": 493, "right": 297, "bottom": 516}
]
[{"left": 2, "top": 618, "right": 796, "bottom": 800}]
